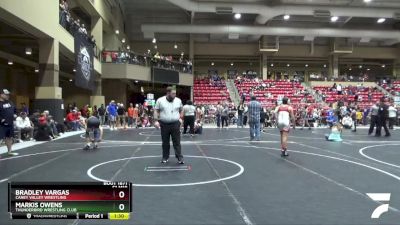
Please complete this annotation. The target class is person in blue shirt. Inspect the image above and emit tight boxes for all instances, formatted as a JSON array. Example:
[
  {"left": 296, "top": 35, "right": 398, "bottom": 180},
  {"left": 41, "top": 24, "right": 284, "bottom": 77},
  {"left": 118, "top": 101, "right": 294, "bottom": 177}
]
[
  {"left": 326, "top": 110, "right": 337, "bottom": 128},
  {"left": 106, "top": 100, "right": 118, "bottom": 131}
]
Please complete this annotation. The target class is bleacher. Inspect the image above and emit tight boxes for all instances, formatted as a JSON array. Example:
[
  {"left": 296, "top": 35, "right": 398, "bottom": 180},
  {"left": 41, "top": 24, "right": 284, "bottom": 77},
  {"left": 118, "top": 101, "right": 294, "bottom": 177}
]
[
  {"left": 235, "top": 80, "right": 314, "bottom": 108},
  {"left": 193, "top": 79, "right": 230, "bottom": 105},
  {"left": 381, "top": 80, "right": 400, "bottom": 96},
  {"left": 313, "top": 85, "right": 384, "bottom": 109}
]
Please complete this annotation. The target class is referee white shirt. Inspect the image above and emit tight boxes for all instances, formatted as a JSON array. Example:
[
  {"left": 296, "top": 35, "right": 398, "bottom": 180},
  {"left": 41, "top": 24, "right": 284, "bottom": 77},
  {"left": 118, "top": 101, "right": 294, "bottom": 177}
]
[{"left": 155, "top": 96, "right": 183, "bottom": 123}]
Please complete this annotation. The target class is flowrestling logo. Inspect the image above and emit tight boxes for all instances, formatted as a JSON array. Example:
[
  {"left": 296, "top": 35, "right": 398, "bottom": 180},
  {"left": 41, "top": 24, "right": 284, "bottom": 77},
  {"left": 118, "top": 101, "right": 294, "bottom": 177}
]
[
  {"left": 366, "top": 193, "right": 391, "bottom": 219},
  {"left": 78, "top": 46, "right": 91, "bottom": 81}
]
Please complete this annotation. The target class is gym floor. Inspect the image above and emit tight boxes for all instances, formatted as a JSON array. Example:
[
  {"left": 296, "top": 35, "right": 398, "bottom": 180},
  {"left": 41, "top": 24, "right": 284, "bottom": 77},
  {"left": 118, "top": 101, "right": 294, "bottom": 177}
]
[{"left": 0, "top": 127, "right": 399, "bottom": 225}]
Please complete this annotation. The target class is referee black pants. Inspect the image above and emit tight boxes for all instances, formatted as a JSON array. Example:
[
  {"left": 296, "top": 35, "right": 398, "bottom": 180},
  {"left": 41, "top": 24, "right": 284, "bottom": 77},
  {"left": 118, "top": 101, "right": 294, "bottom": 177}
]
[{"left": 160, "top": 121, "right": 183, "bottom": 160}]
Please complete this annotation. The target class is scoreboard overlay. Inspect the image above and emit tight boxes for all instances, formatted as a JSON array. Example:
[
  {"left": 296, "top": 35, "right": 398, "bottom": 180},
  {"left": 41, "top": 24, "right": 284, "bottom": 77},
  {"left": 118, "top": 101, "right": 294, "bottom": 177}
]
[{"left": 8, "top": 182, "right": 132, "bottom": 220}]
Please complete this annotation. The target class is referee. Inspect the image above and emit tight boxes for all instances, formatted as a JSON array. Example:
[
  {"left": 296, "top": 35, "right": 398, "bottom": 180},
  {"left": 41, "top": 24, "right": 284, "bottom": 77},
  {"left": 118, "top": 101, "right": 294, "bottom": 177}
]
[
  {"left": 0, "top": 89, "right": 18, "bottom": 156},
  {"left": 154, "top": 87, "right": 184, "bottom": 164}
]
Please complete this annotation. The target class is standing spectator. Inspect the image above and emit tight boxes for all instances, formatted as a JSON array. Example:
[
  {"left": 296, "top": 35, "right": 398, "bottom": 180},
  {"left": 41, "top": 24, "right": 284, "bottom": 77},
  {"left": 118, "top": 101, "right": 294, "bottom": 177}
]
[
  {"left": 107, "top": 100, "right": 118, "bottom": 131},
  {"left": 220, "top": 104, "right": 229, "bottom": 129},
  {"left": 182, "top": 100, "right": 196, "bottom": 136},
  {"left": 215, "top": 102, "right": 223, "bottom": 128},
  {"left": 0, "top": 89, "right": 18, "bottom": 156},
  {"left": 59, "top": 0, "right": 69, "bottom": 28},
  {"left": 153, "top": 87, "right": 184, "bottom": 164},
  {"left": 127, "top": 103, "right": 135, "bottom": 128},
  {"left": 133, "top": 104, "right": 139, "bottom": 128},
  {"left": 92, "top": 105, "right": 98, "bottom": 118},
  {"left": 15, "top": 112, "right": 34, "bottom": 141},
  {"left": 21, "top": 103, "right": 29, "bottom": 115},
  {"left": 117, "top": 103, "right": 127, "bottom": 129},
  {"left": 98, "top": 104, "right": 106, "bottom": 126},
  {"left": 337, "top": 84, "right": 342, "bottom": 95},
  {"left": 248, "top": 96, "right": 262, "bottom": 141},
  {"left": 81, "top": 105, "right": 89, "bottom": 118},
  {"left": 350, "top": 107, "right": 357, "bottom": 132},
  {"left": 388, "top": 103, "right": 397, "bottom": 130},
  {"left": 237, "top": 101, "right": 244, "bottom": 128}
]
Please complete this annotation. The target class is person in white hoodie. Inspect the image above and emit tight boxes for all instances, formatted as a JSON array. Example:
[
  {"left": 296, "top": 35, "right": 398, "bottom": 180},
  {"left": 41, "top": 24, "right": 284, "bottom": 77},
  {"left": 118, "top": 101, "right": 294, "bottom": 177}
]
[{"left": 15, "top": 112, "right": 34, "bottom": 141}]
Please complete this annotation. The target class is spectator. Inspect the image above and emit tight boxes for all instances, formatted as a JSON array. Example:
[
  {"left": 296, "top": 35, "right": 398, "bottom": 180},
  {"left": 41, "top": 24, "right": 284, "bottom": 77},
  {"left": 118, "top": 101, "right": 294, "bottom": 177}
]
[
  {"left": 43, "top": 110, "right": 59, "bottom": 137},
  {"left": 342, "top": 115, "right": 353, "bottom": 129},
  {"left": 79, "top": 23, "right": 87, "bottom": 35},
  {"left": 98, "top": 104, "right": 106, "bottom": 125},
  {"left": 107, "top": 101, "right": 117, "bottom": 130},
  {"left": 182, "top": 100, "right": 196, "bottom": 136},
  {"left": 127, "top": 103, "right": 134, "bottom": 128},
  {"left": 388, "top": 103, "right": 397, "bottom": 130},
  {"left": 248, "top": 96, "right": 262, "bottom": 141},
  {"left": 92, "top": 105, "right": 98, "bottom": 118},
  {"left": 15, "top": 112, "right": 34, "bottom": 141},
  {"left": 337, "top": 84, "right": 343, "bottom": 95},
  {"left": 21, "top": 103, "right": 29, "bottom": 115},
  {"left": 117, "top": 103, "right": 127, "bottom": 129},
  {"left": 66, "top": 109, "right": 78, "bottom": 131}
]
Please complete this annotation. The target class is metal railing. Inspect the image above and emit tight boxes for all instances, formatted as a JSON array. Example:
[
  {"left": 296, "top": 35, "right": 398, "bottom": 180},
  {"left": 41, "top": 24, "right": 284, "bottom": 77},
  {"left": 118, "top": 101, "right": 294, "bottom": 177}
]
[{"left": 101, "top": 51, "right": 193, "bottom": 74}]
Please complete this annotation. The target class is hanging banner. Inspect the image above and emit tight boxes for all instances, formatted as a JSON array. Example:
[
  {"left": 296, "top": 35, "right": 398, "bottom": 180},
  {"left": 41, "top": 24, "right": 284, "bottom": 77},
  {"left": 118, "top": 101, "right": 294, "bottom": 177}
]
[{"left": 75, "top": 33, "right": 94, "bottom": 90}]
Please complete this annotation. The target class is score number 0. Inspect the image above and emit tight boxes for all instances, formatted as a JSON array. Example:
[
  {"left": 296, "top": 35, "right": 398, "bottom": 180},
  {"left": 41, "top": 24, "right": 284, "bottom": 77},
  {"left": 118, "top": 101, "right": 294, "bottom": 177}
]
[{"left": 119, "top": 191, "right": 125, "bottom": 211}]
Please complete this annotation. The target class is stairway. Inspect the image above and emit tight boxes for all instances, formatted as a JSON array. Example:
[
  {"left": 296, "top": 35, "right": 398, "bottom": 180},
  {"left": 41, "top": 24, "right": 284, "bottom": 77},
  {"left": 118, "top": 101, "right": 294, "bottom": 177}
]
[
  {"left": 226, "top": 79, "right": 240, "bottom": 106},
  {"left": 302, "top": 82, "right": 325, "bottom": 104},
  {"left": 375, "top": 84, "right": 394, "bottom": 99}
]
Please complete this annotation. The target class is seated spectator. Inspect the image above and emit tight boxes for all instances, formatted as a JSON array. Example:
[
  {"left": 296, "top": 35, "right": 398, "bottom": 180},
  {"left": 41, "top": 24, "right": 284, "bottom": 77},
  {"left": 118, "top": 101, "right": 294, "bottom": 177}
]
[
  {"left": 15, "top": 112, "right": 34, "bottom": 141},
  {"left": 35, "top": 113, "right": 54, "bottom": 141},
  {"left": 43, "top": 111, "right": 59, "bottom": 137},
  {"left": 342, "top": 115, "right": 353, "bottom": 129},
  {"left": 66, "top": 109, "right": 79, "bottom": 131}
]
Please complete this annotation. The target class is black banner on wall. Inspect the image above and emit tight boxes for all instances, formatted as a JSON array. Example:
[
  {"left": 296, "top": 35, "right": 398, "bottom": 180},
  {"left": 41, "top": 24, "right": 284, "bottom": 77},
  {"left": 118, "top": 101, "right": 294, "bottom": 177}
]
[{"left": 74, "top": 33, "right": 94, "bottom": 90}]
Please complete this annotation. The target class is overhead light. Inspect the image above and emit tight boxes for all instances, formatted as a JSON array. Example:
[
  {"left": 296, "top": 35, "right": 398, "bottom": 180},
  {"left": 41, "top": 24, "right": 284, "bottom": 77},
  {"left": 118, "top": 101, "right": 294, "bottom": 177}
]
[
  {"left": 73, "top": 69, "right": 76, "bottom": 72},
  {"left": 377, "top": 18, "right": 386, "bottom": 23},
  {"left": 270, "top": 63, "right": 274, "bottom": 67},
  {"left": 127, "top": 45, "right": 130, "bottom": 50},
  {"left": 115, "top": 30, "right": 119, "bottom": 34},
  {"left": 174, "top": 44, "right": 178, "bottom": 49},
  {"left": 349, "top": 68, "right": 352, "bottom": 71},
  {"left": 359, "top": 65, "right": 363, "bottom": 68},
  {"left": 135, "top": 80, "right": 139, "bottom": 83},
  {"left": 25, "top": 47, "right": 32, "bottom": 55},
  {"left": 181, "top": 52, "right": 184, "bottom": 55},
  {"left": 122, "top": 38, "right": 126, "bottom": 43},
  {"left": 147, "top": 49, "right": 151, "bottom": 53},
  {"left": 35, "top": 69, "right": 39, "bottom": 73},
  {"left": 331, "top": 16, "right": 339, "bottom": 22},
  {"left": 8, "top": 61, "right": 13, "bottom": 65},
  {"left": 69, "top": 79, "right": 73, "bottom": 82},
  {"left": 231, "top": 62, "right": 234, "bottom": 66},
  {"left": 211, "top": 62, "right": 215, "bottom": 66},
  {"left": 364, "top": 0, "right": 372, "bottom": 2},
  {"left": 367, "top": 68, "right": 370, "bottom": 71},
  {"left": 234, "top": 13, "right": 241, "bottom": 20},
  {"left": 152, "top": 38, "right": 157, "bottom": 43},
  {"left": 284, "top": 15, "right": 290, "bottom": 20},
  {"left": 305, "top": 64, "right": 309, "bottom": 67},
  {"left": 323, "top": 64, "right": 327, "bottom": 68},
  {"left": 382, "top": 64, "right": 386, "bottom": 68},
  {"left": 287, "top": 64, "right": 290, "bottom": 67},
  {"left": 154, "top": 45, "right": 158, "bottom": 49}
]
